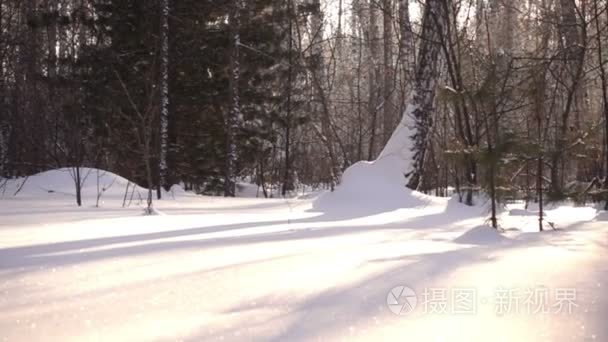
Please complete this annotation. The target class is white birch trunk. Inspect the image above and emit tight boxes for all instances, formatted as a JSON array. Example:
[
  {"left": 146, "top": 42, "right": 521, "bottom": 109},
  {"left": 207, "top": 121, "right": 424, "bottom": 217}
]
[
  {"left": 225, "top": 0, "right": 242, "bottom": 197},
  {"left": 329, "top": 0, "right": 447, "bottom": 198},
  {"left": 159, "top": 0, "right": 170, "bottom": 195}
]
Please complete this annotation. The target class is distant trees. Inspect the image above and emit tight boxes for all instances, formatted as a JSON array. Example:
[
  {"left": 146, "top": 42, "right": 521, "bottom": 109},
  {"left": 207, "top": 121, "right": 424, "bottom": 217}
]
[{"left": 1, "top": 0, "right": 607, "bottom": 215}]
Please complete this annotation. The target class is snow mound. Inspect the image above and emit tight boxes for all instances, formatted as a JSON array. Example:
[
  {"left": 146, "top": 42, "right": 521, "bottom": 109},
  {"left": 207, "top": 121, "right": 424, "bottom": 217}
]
[
  {"left": 509, "top": 208, "right": 538, "bottom": 217},
  {"left": 313, "top": 103, "right": 424, "bottom": 212},
  {"left": 2, "top": 168, "right": 135, "bottom": 197},
  {"left": 1, "top": 168, "right": 184, "bottom": 202},
  {"left": 454, "top": 226, "right": 509, "bottom": 245},
  {"left": 500, "top": 203, "right": 599, "bottom": 232},
  {"left": 235, "top": 182, "right": 261, "bottom": 198}
]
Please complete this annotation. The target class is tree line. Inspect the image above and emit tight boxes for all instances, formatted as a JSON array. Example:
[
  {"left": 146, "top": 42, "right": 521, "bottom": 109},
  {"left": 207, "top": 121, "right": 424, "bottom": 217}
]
[{"left": 1, "top": 0, "right": 607, "bottom": 221}]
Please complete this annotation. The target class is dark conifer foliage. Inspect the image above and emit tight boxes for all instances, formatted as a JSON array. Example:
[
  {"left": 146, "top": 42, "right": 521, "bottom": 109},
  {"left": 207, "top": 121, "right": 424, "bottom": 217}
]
[
  {"left": 1, "top": 0, "right": 297, "bottom": 196},
  {"left": 1, "top": 0, "right": 608, "bottom": 211}
]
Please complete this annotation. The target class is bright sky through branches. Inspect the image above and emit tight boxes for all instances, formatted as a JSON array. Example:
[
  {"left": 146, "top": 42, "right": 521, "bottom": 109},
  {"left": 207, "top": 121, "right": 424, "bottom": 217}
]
[{"left": 321, "top": 0, "right": 422, "bottom": 35}]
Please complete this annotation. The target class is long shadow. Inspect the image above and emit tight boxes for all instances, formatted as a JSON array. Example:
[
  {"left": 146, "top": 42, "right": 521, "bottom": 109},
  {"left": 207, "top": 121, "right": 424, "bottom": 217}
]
[
  {"left": 3, "top": 193, "right": 602, "bottom": 340},
  {"left": 0, "top": 250, "right": 310, "bottom": 315},
  {"left": 184, "top": 241, "right": 514, "bottom": 341},
  {"left": 594, "top": 211, "right": 608, "bottom": 221},
  {"left": 0, "top": 199, "right": 286, "bottom": 215},
  {"left": 301, "top": 191, "right": 437, "bottom": 222},
  {"left": 256, "top": 232, "right": 589, "bottom": 341},
  {"left": 0, "top": 192, "right": 484, "bottom": 276},
  {"left": 158, "top": 200, "right": 292, "bottom": 212},
  {"left": 0, "top": 222, "right": 418, "bottom": 272},
  {"left": 185, "top": 219, "right": 606, "bottom": 341},
  {"left": 0, "top": 201, "right": 481, "bottom": 273},
  {"left": 0, "top": 218, "right": 287, "bottom": 270}
]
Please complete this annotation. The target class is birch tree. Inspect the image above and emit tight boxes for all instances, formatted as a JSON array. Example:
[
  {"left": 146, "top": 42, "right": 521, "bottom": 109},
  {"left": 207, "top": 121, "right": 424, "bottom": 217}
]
[
  {"left": 382, "top": 0, "right": 395, "bottom": 145},
  {"left": 224, "top": 0, "right": 242, "bottom": 197},
  {"left": 406, "top": 0, "right": 448, "bottom": 190},
  {"left": 550, "top": 0, "right": 586, "bottom": 196},
  {"left": 159, "top": 0, "right": 170, "bottom": 198}
]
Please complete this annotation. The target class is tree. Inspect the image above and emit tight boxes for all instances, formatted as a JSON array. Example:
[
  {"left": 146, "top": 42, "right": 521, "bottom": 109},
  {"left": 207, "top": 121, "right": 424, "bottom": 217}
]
[
  {"left": 365, "top": 0, "right": 382, "bottom": 160},
  {"left": 224, "top": 0, "right": 242, "bottom": 197},
  {"left": 549, "top": 0, "right": 587, "bottom": 197},
  {"left": 3, "top": 0, "right": 608, "bottom": 213},
  {"left": 282, "top": 0, "right": 295, "bottom": 196},
  {"left": 593, "top": 0, "right": 608, "bottom": 209},
  {"left": 406, "top": 0, "right": 447, "bottom": 190},
  {"left": 158, "top": 0, "right": 170, "bottom": 198},
  {"left": 382, "top": 0, "right": 395, "bottom": 146}
]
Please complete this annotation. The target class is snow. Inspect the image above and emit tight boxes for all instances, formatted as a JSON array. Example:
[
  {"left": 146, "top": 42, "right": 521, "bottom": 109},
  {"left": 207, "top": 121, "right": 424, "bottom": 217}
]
[
  {"left": 2, "top": 168, "right": 139, "bottom": 198},
  {"left": 0, "top": 169, "right": 606, "bottom": 341},
  {"left": 314, "top": 101, "right": 419, "bottom": 213},
  {"left": 454, "top": 225, "right": 509, "bottom": 245},
  {"left": 504, "top": 202, "right": 599, "bottom": 232}
]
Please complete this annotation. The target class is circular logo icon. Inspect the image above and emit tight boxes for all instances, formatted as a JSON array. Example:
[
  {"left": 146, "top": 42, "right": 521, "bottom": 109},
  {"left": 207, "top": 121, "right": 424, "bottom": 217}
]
[{"left": 387, "top": 285, "right": 417, "bottom": 315}]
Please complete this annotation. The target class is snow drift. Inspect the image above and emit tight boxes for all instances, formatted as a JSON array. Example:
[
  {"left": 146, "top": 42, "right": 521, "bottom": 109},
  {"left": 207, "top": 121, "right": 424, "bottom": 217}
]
[
  {"left": 454, "top": 226, "right": 509, "bottom": 245},
  {"left": 1, "top": 168, "right": 272, "bottom": 205},
  {"left": 0, "top": 168, "right": 190, "bottom": 207},
  {"left": 1, "top": 168, "right": 140, "bottom": 198},
  {"left": 314, "top": 104, "right": 423, "bottom": 211}
]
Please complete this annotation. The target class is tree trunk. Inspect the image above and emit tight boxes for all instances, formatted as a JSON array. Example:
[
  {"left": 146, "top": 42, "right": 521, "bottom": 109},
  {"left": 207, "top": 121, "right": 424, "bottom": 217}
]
[
  {"left": 75, "top": 166, "right": 82, "bottom": 207},
  {"left": 225, "top": 0, "right": 242, "bottom": 197},
  {"left": 550, "top": 0, "right": 585, "bottom": 196},
  {"left": 406, "top": 0, "right": 447, "bottom": 190},
  {"left": 159, "top": 0, "right": 170, "bottom": 197},
  {"left": 535, "top": 0, "right": 551, "bottom": 230},
  {"left": 594, "top": 0, "right": 608, "bottom": 209},
  {"left": 282, "top": 0, "right": 293, "bottom": 196},
  {"left": 0, "top": 0, "right": 6, "bottom": 178},
  {"left": 398, "top": 0, "right": 414, "bottom": 105},
  {"left": 382, "top": 0, "right": 394, "bottom": 145},
  {"left": 310, "top": 0, "right": 339, "bottom": 188},
  {"left": 367, "top": 0, "right": 381, "bottom": 159}
]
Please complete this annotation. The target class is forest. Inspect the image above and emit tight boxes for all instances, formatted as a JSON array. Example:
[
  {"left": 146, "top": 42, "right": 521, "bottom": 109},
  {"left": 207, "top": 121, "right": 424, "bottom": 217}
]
[
  {"left": 1, "top": 0, "right": 608, "bottom": 218},
  {"left": 1, "top": 1, "right": 608, "bottom": 340}
]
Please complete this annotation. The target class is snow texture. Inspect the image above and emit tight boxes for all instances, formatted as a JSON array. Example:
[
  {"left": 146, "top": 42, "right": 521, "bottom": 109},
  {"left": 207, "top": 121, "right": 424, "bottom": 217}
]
[
  {"left": 314, "top": 103, "right": 418, "bottom": 213},
  {"left": 0, "top": 169, "right": 606, "bottom": 341}
]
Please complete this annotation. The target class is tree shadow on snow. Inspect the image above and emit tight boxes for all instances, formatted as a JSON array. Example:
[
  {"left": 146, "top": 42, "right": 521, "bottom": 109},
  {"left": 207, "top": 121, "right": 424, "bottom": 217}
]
[
  {"left": 0, "top": 199, "right": 481, "bottom": 275},
  {"left": 183, "top": 243, "right": 512, "bottom": 341}
]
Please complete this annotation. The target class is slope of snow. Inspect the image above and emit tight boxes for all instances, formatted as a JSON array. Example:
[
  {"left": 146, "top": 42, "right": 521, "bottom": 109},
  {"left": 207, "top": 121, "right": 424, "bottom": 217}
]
[
  {"left": 502, "top": 202, "right": 599, "bottom": 232},
  {"left": 454, "top": 225, "right": 510, "bottom": 245},
  {"left": 2, "top": 168, "right": 145, "bottom": 198},
  {"left": 0, "top": 169, "right": 606, "bottom": 341},
  {"left": 314, "top": 105, "right": 421, "bottom": 213}
]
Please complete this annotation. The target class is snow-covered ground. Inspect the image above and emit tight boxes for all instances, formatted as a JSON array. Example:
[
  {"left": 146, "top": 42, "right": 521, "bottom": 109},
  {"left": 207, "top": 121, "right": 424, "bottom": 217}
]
[{"left": 0, "top": 169, "right": 606, "bottom": 341}]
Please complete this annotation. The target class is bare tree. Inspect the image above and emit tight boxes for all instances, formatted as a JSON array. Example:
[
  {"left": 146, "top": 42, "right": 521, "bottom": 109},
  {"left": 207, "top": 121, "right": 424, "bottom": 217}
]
[
  {"left": 114, "top": 69, "right": 158, "bottom": 213},
  {"left": 593, "top": 0, "right": 608, "bottom": 209},
  {"left": 550, "top": 0, "right": 587, "bottom": 196}
]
